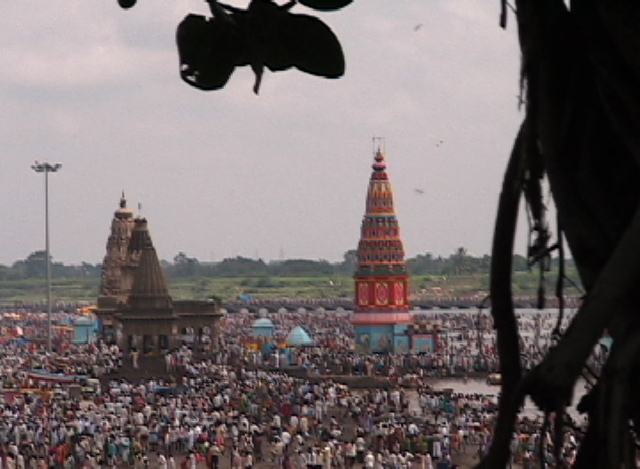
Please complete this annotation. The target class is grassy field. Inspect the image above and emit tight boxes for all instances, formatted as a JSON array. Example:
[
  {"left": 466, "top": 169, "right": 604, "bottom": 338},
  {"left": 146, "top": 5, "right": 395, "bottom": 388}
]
[
  {"left": 0, "top": 278, "right": 99, "bottom": 304},
  {"left": 0, "top": 270, "right": 582, "bottom": 304}
]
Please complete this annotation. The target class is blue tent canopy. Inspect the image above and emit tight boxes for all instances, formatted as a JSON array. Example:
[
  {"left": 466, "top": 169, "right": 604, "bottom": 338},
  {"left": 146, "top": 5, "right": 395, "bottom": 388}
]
[
  {"left": 252, "top": 318, "right": 275, "bottom": 328},
  {"left": 252, "top": 317, "right": 275, "bottom": 338},
  {"left": 285, "top": 326, "right": 315, "bottom": 346}
]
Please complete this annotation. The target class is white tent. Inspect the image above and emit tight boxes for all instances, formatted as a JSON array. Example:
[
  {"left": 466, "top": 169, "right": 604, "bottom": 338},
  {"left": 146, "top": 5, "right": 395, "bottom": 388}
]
[{"left": 285, "top": 326, "right": 315, "bottom": 346}]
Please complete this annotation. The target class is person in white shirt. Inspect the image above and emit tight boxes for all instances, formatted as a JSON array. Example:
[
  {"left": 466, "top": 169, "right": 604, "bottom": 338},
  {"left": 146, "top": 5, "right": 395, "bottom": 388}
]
[
  {"left": 364, "top": 451, "right": 375, "bottom": 469},
  {"left": 432, "top": 440, "right": 442, "bottom": 460},
  {"left": 421, "top": 453, "right": 433, "bottom": 469},
  {"left": 158, "top": 454, "right": 167, "bottom": 469},
  {"left": 188, "top": 452, "right": 197, "bottom": 469},
  {"left": 281, "top": 430, "right": 292, "bottom": 452},
  {"left": 389, "top": 453, "right": 398, "bottom": 469},
  {"left": 345, "top": 442, "right": 356, "bottom": 468},
  {"left": 309, "top": 448, "right": 319, "bottom": 469},
  {"left": 298, "top": 449, "right": 308, "bottom": 469},
  {"left": 290, "top": 415, "right": 299, "bottom": 433},
  {"left": 355, "top": 437, "right": 366, "bottom": 464},
  {"left": 374, "top": 453, "right": 384, "bottom": 469},
  {"left": 272, "top": 439, "right": 285, "bottom": 468},
  {"left": 236, "top": 416, "right": 247, "bottom": 433}
]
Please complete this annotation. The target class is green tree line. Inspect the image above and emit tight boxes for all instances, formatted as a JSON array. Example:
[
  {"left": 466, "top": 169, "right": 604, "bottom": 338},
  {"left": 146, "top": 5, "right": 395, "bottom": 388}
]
[{"left": 0, "top": 247, "right": 574, "bottom": 281}]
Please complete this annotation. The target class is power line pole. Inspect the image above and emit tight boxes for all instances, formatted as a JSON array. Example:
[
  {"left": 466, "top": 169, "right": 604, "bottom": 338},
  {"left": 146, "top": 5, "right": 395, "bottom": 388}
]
[{"left": 31, "top": 161, "right": 62, "bottom": 353}]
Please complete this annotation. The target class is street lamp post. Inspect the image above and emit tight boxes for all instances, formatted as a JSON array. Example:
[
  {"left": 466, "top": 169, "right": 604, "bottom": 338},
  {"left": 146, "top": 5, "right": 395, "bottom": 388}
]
[{"left": 31, "top": 161, "right": 62, "bottom": 353}]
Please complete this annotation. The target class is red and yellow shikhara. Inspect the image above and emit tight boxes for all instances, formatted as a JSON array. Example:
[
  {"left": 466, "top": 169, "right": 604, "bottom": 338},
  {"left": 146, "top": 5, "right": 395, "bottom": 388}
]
[{"left": 352, "top": 149, "right": 411, "bottom": 353}]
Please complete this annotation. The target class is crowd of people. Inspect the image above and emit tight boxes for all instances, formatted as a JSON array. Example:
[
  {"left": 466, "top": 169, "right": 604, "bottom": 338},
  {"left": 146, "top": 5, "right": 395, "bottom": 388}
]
[
  {"left": 0, "top": 306, "right": 589, "bottom": 381},
  {"left": 0, "top": 305, "right": 604, "bottom": 468},
  {"left": 217, "top": 309, "right": 590, "bottom": 378},
  {"left": 0, "top": 354, "right": 588, "bottom": 468}
]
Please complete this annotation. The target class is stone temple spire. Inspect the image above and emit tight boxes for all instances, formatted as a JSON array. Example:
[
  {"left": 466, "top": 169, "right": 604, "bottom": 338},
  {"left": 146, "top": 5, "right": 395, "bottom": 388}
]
[
  {"left": 128, "top": 226, "right": 173, "bottom": 312},
  {"left": 94, "top": 195, "right": 223, "bottom": 357},
  {"left": 352, "top": 147, "right": 411, "bottom": 354},
  {"left": 98, "top": 193, "right": 136, "bottom": 306}
]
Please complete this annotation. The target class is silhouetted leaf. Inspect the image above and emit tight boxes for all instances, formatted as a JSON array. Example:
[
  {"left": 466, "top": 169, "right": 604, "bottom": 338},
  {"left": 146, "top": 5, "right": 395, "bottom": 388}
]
[
  {"left": 175, "top": 0, "right": 346, "bottom": 93},
  {"left": 298, "top": 0, "right": 353, "bottom": 11},
  {"left": 284, "top": 14, "right": 345, "bottom": 78},
  {"left": 242, "top": 2, "right": 344, "bottom": 90},
  {"left": 118, "top": 0, "right": 137, "bottom": 9},
  {"left": 243, "top": 0, "right": 297, "bottom": 92},
  {"left": 176, "top": 14, "right": 239, "bottom": 91}
]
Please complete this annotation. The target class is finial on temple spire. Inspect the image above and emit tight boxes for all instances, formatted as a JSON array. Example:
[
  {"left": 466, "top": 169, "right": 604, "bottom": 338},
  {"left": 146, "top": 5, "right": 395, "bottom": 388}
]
[
  {"left": 372, "top": 137, "right": 387, "bottom": 172},
  {"left": 372, "top": 136, "right": 385, "bottom": 154}
]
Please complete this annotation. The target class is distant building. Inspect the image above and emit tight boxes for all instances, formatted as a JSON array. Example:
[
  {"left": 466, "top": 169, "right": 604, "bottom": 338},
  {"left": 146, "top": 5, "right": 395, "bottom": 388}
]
[
  {"left": 352, "top": 149, "right": 411, "bottom": 353},
  {"left": 95, "top": 194, "right": 223, "bottom": 354},
  {"left": 72, "top": 314, "right": 98, "bottom": 344}
]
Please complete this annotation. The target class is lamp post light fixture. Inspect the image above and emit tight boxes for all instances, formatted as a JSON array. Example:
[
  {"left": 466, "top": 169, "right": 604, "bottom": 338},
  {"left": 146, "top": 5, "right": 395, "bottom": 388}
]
[{"left": 31, "top": 161, "right": 62, "bottom": 353}]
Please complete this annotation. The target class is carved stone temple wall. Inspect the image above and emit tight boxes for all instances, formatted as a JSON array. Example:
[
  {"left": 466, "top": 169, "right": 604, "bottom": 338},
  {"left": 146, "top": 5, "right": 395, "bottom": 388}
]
[{"left": 95, "top": 195, "right": 223, "bottom": 355}]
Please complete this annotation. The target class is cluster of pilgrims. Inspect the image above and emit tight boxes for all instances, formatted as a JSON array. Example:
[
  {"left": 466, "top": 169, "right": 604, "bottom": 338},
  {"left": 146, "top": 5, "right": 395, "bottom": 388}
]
[
  {"left": 217, "top": 309, "right": 605, "bottom": 380},
  {"left": 0, "top": 338, "right": 588, "bottom": 468},
  {"left": 0, "top": 305, "right": 598, "bottom": 468}
]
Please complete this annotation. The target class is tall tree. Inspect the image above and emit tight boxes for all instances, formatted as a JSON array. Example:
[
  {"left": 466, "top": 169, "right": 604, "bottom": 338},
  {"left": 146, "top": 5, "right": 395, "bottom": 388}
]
[
  {"left": 172, "top": 252, "right": 200, "bottom": 277},
  {"left": 481, "top": 1, "right": 640, "bottom": 467},
  {"left": 339, "top": 249, "right": 358, "bottom": 274},
  {"left": 451, "top": 247, "right": 470, "bottom": 275},
  {"left": 23, "top": 251, "right": 49, "bottom": 279}
]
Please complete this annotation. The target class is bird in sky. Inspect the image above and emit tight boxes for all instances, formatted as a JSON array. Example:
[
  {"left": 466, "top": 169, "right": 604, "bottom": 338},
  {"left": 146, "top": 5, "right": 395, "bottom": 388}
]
[{"left": 414, "top": 23, "right": 423, "bottom": 31}]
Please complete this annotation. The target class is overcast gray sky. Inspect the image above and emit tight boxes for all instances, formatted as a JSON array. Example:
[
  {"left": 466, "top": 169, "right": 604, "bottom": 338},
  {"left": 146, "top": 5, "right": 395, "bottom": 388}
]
[{"left": 0, "top": 1, "right": 527, "bottom": 266}]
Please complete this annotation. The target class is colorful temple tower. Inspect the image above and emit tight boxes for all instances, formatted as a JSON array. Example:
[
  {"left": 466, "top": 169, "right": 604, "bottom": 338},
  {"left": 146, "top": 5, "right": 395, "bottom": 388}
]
[{"left": 352, "top": 148, "right": 411, "bottom": 354}]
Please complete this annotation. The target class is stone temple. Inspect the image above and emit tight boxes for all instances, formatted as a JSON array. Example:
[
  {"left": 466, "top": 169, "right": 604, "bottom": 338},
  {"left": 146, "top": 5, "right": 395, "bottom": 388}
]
[
  {"left": 352, "top": 149, "right": 411, "bottom": 354},
  {"left": 95, "top": 194, "right": 223, "bottom": 355}
]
